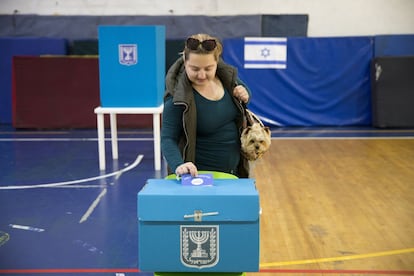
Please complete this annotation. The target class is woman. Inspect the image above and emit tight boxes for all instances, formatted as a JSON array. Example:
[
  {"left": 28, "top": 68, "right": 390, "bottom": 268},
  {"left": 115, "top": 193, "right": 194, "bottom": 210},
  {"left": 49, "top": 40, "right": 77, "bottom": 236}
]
[{"left": 161, "top": 33, "right": 251, "bottom": 178}]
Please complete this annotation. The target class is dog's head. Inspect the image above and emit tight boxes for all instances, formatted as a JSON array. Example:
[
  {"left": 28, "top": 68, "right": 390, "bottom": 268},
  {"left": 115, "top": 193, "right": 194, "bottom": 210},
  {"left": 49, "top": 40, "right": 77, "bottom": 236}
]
[{"left": 241, "top": 123, "right": 271, "bottom": 161}]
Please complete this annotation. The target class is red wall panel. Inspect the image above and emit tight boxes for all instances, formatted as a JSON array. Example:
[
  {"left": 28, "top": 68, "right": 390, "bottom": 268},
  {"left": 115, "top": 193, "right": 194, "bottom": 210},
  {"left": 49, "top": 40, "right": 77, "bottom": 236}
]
[{"left": 12, "top": 56, "right": 152, "bottom": 129}]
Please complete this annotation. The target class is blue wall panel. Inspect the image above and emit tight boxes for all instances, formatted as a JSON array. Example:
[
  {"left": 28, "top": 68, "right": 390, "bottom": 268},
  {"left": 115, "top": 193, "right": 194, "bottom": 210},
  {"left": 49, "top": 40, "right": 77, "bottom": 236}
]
[
  {"left": 374, "top": 34, "right": 414, "bottom": 57},
  {"left": 223, "top": 37, "right": 374, "bottom": 126}
]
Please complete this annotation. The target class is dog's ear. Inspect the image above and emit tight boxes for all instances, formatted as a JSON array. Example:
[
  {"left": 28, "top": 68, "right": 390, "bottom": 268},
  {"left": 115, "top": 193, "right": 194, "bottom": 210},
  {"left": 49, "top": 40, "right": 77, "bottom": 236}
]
[
  {"left": 264, "top": 126, "right": 271, "bottom": 134},
  {"left": 243, "top": 126, "right": 252, "bottom": 134}
]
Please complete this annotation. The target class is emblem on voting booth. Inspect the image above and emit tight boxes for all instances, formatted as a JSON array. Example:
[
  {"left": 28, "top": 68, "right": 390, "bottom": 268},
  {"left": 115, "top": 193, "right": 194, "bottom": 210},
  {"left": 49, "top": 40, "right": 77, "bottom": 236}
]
[
  {"left": 180, "top": 225, "right": 219, "bottom": 269},
  {"left": 119, "top": 44, "right": 137, "bottom": 65}
]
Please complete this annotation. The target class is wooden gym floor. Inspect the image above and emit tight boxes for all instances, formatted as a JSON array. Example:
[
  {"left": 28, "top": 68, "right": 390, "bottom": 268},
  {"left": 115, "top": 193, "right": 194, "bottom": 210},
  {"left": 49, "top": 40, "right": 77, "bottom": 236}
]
[
  {"left": 252, "top": 129, "right": 414, "bottom": 275},
  {"left": 0, "top": 127, "right": 413, "bottom": 275}
]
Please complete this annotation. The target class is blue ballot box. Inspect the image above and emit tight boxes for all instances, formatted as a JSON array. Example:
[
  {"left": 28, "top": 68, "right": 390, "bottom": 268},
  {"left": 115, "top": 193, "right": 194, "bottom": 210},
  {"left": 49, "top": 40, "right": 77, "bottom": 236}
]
[
  {"left": 98, "top": 25, "right": 165, "bottom": 107},
  {"left": 137, "top": 178, "right": 260, "bottom": 272}
]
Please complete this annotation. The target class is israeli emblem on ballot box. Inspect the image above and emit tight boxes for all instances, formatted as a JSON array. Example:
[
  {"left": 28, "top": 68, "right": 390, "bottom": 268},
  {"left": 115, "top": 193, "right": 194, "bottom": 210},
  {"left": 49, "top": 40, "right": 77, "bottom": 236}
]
[
  {"left": 180, "top": 225, "right": 219, "bottom": 269},
  {"left": 119, "top": 44, "right": 137, "bottom": 66}
]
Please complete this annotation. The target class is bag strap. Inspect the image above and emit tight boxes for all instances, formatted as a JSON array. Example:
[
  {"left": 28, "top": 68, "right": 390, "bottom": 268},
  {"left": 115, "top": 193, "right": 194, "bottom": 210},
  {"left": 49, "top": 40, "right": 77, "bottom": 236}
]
[
  {"left": 242, "top": 102, "right": 265, "bottom": 128},
  {"left": 241, "top": 102, "right": 249, "bottom": 128}
]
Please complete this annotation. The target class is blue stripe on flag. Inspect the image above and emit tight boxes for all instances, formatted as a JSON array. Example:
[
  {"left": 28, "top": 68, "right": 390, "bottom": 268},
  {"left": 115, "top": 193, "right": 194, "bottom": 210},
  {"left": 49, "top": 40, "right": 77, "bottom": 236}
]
[
  {"left": 244, "top": 41, "right": 287, "bottom": 46},
  {"left": 244, "top": 60, "right": 286, "bottom": 65}
]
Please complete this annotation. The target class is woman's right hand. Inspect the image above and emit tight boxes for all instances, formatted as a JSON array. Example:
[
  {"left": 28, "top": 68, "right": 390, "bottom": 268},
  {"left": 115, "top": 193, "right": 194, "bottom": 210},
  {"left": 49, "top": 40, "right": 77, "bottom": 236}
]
[{"left": 175, "top": 162, "right": 198, "bottom": 177}]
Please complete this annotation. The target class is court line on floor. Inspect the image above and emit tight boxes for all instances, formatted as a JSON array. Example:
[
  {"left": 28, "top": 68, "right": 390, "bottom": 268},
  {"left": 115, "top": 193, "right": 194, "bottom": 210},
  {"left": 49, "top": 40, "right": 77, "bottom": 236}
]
[
  {"left": 271, "top": 129, "right": 414, "bottom": 133},
  {"left": 259, "top": 269, "right": 414, "bottom": 274},
  {"left": 79, "top": 188, "right": 107, "bottom": 224},
  {"left": 0, "top": 138, "right": 153, "bottom": 141},
  {"left": 2, "top": 136, "right": 414, "bottom": 141},
  {"left": 259, "top": 247, "right": 414, "bottom": 268},
  {"left": 1, "top": 136, "right": 414, "bottom": 142},
  {"left": 0, "top": 154, "right": 143, "bottom": 190},
  {"left": 1, "top": 268, "right": 413, "bottom": 275},
  {"left": 49, "top": 185, "right": 107, "bottom": 188},
  {"left": 0, "top": 268, "right": 140, "bottom": 274},
  {"left": 271, "top": 136, "right": 414, "bottom": 140}
]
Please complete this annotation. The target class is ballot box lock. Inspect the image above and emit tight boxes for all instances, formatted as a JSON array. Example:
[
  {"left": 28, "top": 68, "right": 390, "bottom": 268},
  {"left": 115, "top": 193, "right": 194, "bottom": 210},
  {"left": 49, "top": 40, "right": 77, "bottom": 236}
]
[{"left": 184, "top": 210, "right": 219, "bottom": 222}]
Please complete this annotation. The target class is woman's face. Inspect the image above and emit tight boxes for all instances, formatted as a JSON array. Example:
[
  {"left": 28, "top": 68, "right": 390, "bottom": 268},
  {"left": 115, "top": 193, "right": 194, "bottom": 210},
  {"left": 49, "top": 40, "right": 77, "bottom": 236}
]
[{"left": 184, "top": 53, "right": 218, "bottom": 86}]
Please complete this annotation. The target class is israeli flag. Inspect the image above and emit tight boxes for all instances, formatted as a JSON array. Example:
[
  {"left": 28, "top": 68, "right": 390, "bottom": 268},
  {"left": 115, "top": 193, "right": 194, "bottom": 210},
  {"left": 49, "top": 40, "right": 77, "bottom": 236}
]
[{"left": 244, "top": 37, "right": 287, "bottom": 69}]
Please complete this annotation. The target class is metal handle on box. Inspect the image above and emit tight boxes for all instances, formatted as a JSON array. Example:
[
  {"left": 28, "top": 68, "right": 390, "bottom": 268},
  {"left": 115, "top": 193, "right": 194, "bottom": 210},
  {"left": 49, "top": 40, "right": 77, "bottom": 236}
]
[{"left": 184, "top": 210, "right": 219, "bottom": 222}]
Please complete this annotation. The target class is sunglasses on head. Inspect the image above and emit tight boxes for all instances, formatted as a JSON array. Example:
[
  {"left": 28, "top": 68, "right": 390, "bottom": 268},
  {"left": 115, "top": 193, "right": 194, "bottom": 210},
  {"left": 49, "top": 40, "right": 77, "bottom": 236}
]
[{"left": 186, "top": 37, "right": 217, "bottom": 51}]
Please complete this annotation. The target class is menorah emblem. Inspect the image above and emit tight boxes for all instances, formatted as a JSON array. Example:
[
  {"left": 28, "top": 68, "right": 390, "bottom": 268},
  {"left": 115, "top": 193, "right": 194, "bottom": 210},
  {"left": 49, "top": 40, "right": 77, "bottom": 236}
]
[
  {"left": 189, "top": 230, "right": 209, "bottom": 258},
  {"left": 119, "top": 44, "right": 137, "bottom": 66},
  {"left": 180, "top": 225, "right": 219, "bottom": 269}
]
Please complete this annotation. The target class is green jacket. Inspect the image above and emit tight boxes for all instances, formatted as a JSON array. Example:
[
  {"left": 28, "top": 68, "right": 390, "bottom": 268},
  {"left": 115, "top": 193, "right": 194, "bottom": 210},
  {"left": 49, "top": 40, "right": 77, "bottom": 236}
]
[{"left": 164, "top": 57, "right": 250, "bottom": 178}]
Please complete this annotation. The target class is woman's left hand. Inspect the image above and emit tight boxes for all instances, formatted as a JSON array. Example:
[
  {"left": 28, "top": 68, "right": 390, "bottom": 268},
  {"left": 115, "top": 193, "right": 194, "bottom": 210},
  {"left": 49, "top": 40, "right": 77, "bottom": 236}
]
[{"left": 233, "top": 85, "right": 249, "bottom": 103}]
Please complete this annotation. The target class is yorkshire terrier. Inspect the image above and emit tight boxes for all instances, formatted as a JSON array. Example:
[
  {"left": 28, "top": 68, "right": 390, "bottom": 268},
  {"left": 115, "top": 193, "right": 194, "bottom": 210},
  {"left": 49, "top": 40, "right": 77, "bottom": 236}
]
[{"left": 240, "top": 110, "right": 271, "bottom": 161}]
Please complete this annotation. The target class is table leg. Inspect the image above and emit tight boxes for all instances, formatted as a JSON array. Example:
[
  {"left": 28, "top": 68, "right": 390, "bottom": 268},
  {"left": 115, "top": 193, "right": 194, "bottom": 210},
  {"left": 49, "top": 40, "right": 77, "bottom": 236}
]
[
  {"left": 153, "top": 113, "right": 161, "bottom": 170},
  {"left": 97, "top": 113, "right": 106, "bottom": 171},
  {"left": 110, "top": 113, "right": 118, "bottom": 159}
]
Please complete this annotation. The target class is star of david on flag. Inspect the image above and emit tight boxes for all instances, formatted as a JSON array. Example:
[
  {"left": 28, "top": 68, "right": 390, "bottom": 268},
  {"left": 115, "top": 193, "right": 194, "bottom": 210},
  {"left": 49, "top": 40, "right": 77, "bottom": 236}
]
[{"left": 244, "top": 37, "right": 287, "bottom": 69}]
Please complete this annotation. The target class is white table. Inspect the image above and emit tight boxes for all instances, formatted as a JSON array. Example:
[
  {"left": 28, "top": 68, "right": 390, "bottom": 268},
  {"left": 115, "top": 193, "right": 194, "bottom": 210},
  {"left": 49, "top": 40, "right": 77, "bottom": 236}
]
[{"left": 94, "top": 105, "right": 164, "bottom": 171}]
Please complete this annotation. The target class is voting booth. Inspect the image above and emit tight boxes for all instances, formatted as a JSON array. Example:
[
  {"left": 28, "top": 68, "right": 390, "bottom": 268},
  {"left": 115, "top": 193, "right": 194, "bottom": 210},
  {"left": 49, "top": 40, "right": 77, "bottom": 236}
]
[
  {"left": 98, "top": 25, "right": 165, "bottom": 107},
  {"left": 137, "top": 178, "right": 260, "bottom": 273},
  {"left": 95, "top": 25, "right": 165, "bottom": 171}
]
